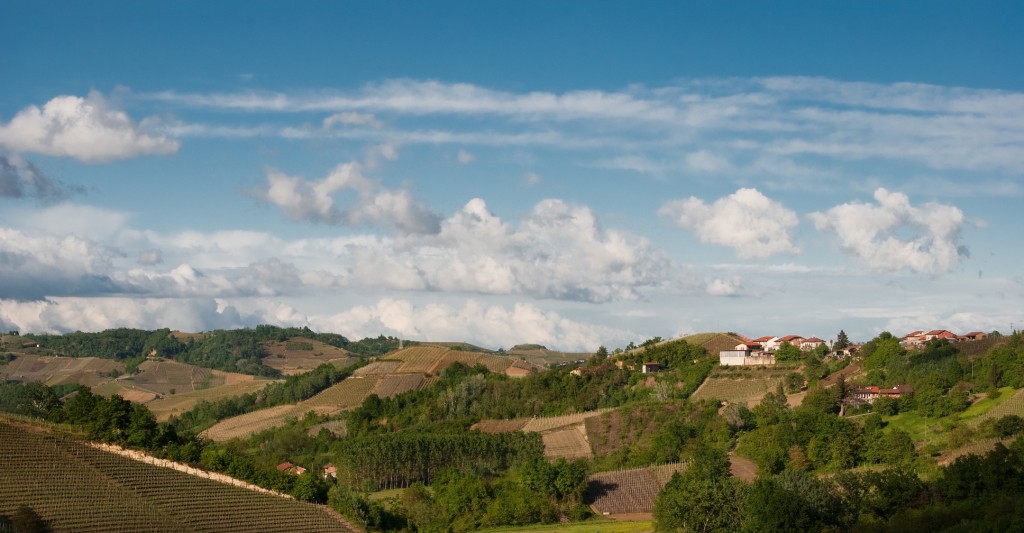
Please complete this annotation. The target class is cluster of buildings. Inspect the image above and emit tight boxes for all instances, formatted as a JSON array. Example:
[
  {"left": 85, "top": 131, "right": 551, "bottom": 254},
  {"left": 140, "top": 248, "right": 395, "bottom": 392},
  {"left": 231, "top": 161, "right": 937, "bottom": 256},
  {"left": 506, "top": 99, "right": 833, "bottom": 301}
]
[
  {"left": 900, "top": 330, "right": 988, "bottom": 348},
  {"left": 719, "top": 334, "right": 838, "bottom": 366},
  {"left": 276, "top": 461, "right": 338, "bottom": 479}
]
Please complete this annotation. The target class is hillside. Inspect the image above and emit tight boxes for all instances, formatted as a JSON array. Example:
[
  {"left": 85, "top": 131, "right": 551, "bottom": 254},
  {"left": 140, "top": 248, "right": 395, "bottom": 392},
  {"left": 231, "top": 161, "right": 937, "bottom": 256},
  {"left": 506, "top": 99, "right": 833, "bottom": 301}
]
[
  {"left": 261, "top": 337, "right": 357, "bottom": 376},
  {"left": 204, "top": 345, "right": 542, "bottom": 441},
  {"left": 0, "top": 419, "right": 356, "bottom": 533}
]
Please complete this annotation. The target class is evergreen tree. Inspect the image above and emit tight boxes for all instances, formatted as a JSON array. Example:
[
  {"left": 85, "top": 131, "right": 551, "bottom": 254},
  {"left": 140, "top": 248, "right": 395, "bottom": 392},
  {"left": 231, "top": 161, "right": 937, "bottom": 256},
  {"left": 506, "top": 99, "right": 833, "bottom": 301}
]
[{"left": 835, "top": 330, "right": 851, "bottom": 351}]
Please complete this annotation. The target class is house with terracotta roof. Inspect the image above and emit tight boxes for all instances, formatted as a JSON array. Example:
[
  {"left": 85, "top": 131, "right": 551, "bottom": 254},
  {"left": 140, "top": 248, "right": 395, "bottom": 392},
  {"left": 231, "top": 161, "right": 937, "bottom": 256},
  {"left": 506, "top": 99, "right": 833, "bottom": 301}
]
[
  {"left": 961, "top": 331, "right": 988, "bottom": 341},
  {"left": 850, "top": 385, "right": 914, "bottom": 404},
  {"left": 323, "top": 463, "right": 337, "bottom": 479},
  {"left": 277, "top": 461, "right": 307, "bottom": 476},
  {"left": 923, "top": 329, "right": 957, "bottom": 341}
]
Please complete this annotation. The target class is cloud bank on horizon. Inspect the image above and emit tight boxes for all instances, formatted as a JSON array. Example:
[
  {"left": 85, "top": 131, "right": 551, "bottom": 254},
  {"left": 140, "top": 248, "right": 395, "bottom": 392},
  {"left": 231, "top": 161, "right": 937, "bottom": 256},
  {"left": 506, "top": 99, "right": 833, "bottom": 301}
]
[{"left": 1, "top": 3, "right": 1021, "bottom": 350}]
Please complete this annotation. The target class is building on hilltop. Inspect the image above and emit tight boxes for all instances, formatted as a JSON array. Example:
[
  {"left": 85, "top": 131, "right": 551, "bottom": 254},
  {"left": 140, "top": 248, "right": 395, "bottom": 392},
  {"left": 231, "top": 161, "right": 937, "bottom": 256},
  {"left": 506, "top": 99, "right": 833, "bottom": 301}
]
[{"left": 719, "top": 345, "right": 776, "bottom": 366}]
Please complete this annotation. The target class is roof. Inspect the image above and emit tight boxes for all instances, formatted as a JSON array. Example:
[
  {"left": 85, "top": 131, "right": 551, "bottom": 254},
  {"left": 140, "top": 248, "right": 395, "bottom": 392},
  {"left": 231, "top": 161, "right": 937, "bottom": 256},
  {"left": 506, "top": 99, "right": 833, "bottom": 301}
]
[
  {"left": 803, "top": 337, "right": 824, "bottom": 343},
  {"left": 642, "top": 361, "right": 660, "bottom": 366},
  {"left": 753, "top": 336, "right": 775, "bottom": 342},
  {"left": 964, "top": 331, "right": 986, "bottom": 337},
  {"left": 778, "top": 335, "right": 804, "bottom": 342},
  {"left": 904, "top": 330, "right": 924, "bottom": 338},
  {"left": 277, "top": 462, "right": 294, "bottom": 471},
  {"left": 925, "top": 329, "right": 952, "bottom": 336}
]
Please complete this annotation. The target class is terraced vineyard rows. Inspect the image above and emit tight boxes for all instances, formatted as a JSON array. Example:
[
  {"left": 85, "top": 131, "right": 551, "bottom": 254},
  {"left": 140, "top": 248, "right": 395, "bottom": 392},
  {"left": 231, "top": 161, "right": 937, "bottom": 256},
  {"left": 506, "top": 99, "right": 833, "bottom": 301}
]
[
  {"left": 472, "top": 419, "right": 530, "bottom": 433},
  {"left": 541, "top": 425, "right": 592, "bottom": 459},
  {"left": 353, "top": 361, "right": 403, "bottom": 376},
  {"left": 372, "top": 374, "right": 426, "bottom": 398},
  {"left": 586, "top": 463, "right": 687, "bottom": 514},
  {"left": 973, "top": 388, "right": 1024, "bottom": 423},
  {"left": 690, "top": 377, "right": 784, "bottom": 404},
  {"left": 202, "top": 404, "right": 301, "bottom": 441},
  {"left": 394, "top": 345, "right": 451, "bottom": 374},
  {"left": 304, "top": 376, "right": 380, "bottom": 413},
  {"left": 145, "top": 379, "right": 279, "bottom": 421},
  {"left": 0, "top": 355, "right": 123, "bottom": 387},
  {"left": 521, "top": 409, "right": 612, "bottom": 432},
  {"left": 428, "top": 350, "right": 486, "bottom": 374},
  {"left": 0, "top": 421, "right": 355, "bottom": 532}
]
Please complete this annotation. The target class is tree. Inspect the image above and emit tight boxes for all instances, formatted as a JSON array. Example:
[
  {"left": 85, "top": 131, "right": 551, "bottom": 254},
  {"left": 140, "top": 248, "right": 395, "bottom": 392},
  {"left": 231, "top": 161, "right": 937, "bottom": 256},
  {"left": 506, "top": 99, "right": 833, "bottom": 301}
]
[
  {"left": 835, "top": 330, "right": 850, "bottom": 351},
  {"left": 654, "top": 446, "right": 739, "bottom": 532},
  {"left": 775, "top": 342, "right": 802, "bottom": 362}
]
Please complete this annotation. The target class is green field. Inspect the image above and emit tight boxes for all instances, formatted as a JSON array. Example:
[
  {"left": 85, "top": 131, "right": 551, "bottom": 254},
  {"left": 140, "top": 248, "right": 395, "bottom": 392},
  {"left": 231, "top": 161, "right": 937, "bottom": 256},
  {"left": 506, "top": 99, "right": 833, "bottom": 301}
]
[{"left": 884, "top": 387, "right": 1020, "bottom": 448}]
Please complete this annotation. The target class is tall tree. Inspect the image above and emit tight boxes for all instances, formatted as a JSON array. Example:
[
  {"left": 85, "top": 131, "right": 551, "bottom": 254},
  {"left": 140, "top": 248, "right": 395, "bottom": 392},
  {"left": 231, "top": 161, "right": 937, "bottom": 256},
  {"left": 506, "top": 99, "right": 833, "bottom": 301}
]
[{"left": 835, "top": 330, "right": 851, "bottom": 351}]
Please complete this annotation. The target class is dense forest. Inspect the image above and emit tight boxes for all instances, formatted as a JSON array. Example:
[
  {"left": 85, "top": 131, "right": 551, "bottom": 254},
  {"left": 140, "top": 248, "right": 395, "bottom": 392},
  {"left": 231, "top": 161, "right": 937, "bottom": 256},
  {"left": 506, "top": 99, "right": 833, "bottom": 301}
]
[{"left": 3, "top": 330, "right": 1024, "bottom": 531}]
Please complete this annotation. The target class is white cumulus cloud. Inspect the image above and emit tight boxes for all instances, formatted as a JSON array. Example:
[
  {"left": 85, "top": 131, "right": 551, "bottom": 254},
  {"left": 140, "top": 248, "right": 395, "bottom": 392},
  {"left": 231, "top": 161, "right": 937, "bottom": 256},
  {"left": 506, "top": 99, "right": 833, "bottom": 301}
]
[
  {"left": 659, "top": 188, "right": 798, "bottom": 259},
  {"left": 0, "top": 91, "right": 179, "bottom": 163},
  {"left": 253, "top": 162, "right": 441, "bottom": 234},
  {"left": 809, "top": 188, "right": 967, "bottom": 275}
]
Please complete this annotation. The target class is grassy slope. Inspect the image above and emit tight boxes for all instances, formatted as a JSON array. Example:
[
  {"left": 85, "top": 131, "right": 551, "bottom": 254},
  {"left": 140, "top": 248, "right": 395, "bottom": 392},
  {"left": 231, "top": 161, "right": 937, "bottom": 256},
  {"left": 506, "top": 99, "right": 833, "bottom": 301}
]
[{"left": 884, "top": 386, "right": 1018, "bottom": 447}]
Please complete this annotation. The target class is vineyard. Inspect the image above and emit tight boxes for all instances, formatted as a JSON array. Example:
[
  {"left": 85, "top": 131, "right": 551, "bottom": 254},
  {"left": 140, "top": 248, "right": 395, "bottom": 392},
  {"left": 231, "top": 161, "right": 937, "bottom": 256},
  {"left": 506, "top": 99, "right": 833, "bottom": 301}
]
[
  {"left": 972, "top": 387, "right": 1024, "bottom": 423},
  {"left": 522, "top": 409, "right": 612, "bottom": 433},
  {"left": 0, "top": 420, "right": 356, "bottom": 532},
  {"left": 690, "top": 376, "right": 784, "bottom": 404},
  {"left": 541, "top": 425, "right": 592, "bottom": 459},
  {"left": 394, "top": 345, "right": 451, "bottom": 374},
  {"left": 0, "top": 355, "right": 122, "bottom": 388},
  {"left": 303, "top": 376, "right": 380, "bottom": 413},
  {"left": 262, "top": 337, "right": 356, "bottom": 376},
  {"left": 204, "top": 377, "right": 380, "bottom": 440},
  {"left": 120, "top": 359, "right": 246, "bottom": 396},
  {"left": 939, "top": 436, "right": 1015, "bottom": 466},
  {"left": 585, "top": 463, "right": 687, "bottom": 515},
  {"left": 472, "top": 419, "right": 530, "bottom": 433},
  {"left": 202, "top": 404, "right": 302, "bottom": 441},
  {"left": 372, "top": 374, "right": 427, "bottom": 398},
  {"left": 470, "top": 409, "right": 611, "bottom": 459},
  {"left": 353, "top": 360, "right": 403, "bottom": 376},
  {"left": 91, "top": 381, "right": 158, "bottom": 403},
  {"left": 145, "top": 379, "right": 279, "bottom": 421}
]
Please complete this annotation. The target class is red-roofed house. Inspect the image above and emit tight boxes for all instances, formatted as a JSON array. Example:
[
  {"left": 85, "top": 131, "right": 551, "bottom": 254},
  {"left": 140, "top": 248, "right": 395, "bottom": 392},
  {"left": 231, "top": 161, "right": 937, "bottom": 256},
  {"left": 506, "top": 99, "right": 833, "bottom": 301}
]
[
  {"left": 277, "top": 461, "right": 307, "bottom": 476},
  {"left": 923, "top": 330, "right": 957, "bottom": 341},
  {"left": 961, "top": 331, "right": 988, "bottom": 341},
  {"left": 323, "top": 463, "right": 338, "bottom": 479},
  {"left": 850, "top": 385, "right": 914, "bottom": 404}
]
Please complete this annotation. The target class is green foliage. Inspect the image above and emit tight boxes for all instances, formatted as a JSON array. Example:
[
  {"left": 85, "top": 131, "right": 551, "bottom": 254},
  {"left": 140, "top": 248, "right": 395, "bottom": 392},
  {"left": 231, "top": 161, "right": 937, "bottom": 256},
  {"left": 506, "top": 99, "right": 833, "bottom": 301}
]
[
  {"left": 654, "top": 446, "right": 739, "bottom": 532},
  {"left": 328, "top": 485, "right": 403, "bottom": 531},
  {"left": 861, "top": 331, "right": 905, "bottom": 371},
  {"left": 335, "top": 430, "right": 543, "bottom": 490},
  {"left": 864, "top": 428, "right": 916, "bottom": 466},
  {"left": 0, "top": 381, "right": 62, "bottom": 418},
  {"left": 774, "top": 342, "right": 802, "bottom": 362},
  {"left": 740, "top": 470, "right": 845, "bottom": 532}
]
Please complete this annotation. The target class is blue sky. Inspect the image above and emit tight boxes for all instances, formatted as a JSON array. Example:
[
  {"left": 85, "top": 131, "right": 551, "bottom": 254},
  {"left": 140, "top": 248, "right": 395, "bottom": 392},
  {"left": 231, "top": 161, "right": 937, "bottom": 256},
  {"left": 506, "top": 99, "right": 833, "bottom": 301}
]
[{"left": 1, "top": 1, "right": 1022, "bottom": 350}]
